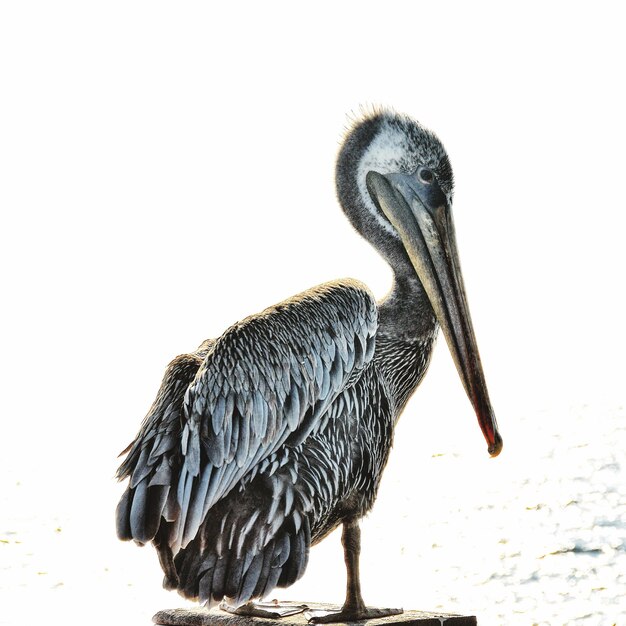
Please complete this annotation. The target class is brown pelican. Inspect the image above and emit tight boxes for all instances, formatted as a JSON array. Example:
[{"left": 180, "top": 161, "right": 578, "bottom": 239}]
[{"left": 116, "top": 108, "right": 502, "bottom": 623}]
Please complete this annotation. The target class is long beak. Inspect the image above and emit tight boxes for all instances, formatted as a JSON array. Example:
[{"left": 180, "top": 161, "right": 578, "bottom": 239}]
[{"left": 367, "top": 171, "right": 503, "bottom": 457}]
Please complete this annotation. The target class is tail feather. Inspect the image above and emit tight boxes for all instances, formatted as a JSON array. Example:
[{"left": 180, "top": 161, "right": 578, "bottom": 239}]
[
  {"left": 179, "top": 546, "right": 209, "bottom": 598},
  {"left": 250, "top": 540, "right": 274, "bottom": 601},
  {"left": 237, "top": 551, "right": 264, "bottom": 602},
  {"left": 115, "top": 339, "right": 313, "bottom": 607},
  {"left": 278, "top": 531, "right": 303, "bottom": 586},
  {"left": 210, "top": 556, "right": 229, "bottom": 602},
  {"left": 115, "top": 488, "right": 133, "bottom": 541},
  {"left": 224, "top": 557, "right": 245, "bottom": 599},
  {"left": 154, "top": 523, "right": 180, "bottom": 589},
  {"left": 260, "top": 544, "right": 284, "bottom": 599},
  {"left": 174, "top": 474, "right": 310, "bottom": 606},
  {"left": 116, "top": 352, "right": 207, "bottom": 546},
  {"left": 197, "top": 553, "right": 219, "bottom": 604}
]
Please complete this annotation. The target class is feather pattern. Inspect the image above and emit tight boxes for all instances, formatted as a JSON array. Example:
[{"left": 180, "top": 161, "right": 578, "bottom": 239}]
[
  {"left": 168, "top": 279, "right": 377, "bottom": 551},
  {"left": 171, "top": 359, "right": 394, "bottom": 606},
  {"left": 115, "top": 108, "right": 467, "bottom": 610},
  {"left": 116, "top": 278, "right": 400, "bottom": 600},
  {"left": 116, "top": 339, "right": 214, "bottom": 546}
]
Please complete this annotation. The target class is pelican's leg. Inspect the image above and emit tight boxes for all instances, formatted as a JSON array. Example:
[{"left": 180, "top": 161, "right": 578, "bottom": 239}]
[{"left": 308, "top": 519, "right": 403, "bottom": 623}]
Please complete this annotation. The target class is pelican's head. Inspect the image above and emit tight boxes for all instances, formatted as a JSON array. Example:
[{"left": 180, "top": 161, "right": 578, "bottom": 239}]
[{"left": 337, "top": 108, "right": 502, "bottom": 458}]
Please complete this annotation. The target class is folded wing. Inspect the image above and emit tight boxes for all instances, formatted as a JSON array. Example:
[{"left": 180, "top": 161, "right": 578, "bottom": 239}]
[
  {"left": 116, "top": 279, "right": 378, "bottom": 560},
  {"left": 174, "top": 279, "right": 377, "bottom": 551}
]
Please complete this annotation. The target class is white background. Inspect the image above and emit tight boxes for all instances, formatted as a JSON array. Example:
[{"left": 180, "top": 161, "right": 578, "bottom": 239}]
[{"left": 1, "top": 2, "right": 625, "bottom": 625}]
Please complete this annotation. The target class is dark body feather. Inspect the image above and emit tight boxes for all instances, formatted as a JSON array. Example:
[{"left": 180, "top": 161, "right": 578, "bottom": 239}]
[{"left": 116, "top": 275, "right": 437, "bottom": 606}]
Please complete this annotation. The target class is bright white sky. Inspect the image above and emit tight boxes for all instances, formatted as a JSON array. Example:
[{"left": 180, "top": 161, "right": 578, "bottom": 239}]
[{"left": 1, "top": 2, "right": 625, "bottom": 625}]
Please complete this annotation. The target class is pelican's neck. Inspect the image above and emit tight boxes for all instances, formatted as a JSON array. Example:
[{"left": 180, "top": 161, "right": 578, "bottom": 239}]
[
  {"left": 336, "top": 115, "right": 441, "bottom": 410},
  {"left": 375, "top": 272, "right": 438, "bottom": 415}
]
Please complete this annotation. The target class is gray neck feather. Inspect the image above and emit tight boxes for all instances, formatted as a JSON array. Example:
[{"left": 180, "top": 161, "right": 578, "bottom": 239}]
[{"left": 336, "top": 115, "right": 440, "bottom": 411}]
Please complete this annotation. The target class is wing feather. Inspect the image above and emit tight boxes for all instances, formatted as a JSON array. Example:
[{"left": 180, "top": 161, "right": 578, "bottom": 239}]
[
  {"left": 116, "top": 340, "right": 215, "bottom": 545},
  {"left": 173, "top": 279, "right": 377, "bottom": 551}
]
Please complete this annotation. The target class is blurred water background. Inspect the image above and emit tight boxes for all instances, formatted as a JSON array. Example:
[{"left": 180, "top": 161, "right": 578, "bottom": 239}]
[
  {"left": 2, "top": 3, "right": 626, "bottom": 626},
  {"left": 2, "top": 396, "right": 624, "bottom": 626}
]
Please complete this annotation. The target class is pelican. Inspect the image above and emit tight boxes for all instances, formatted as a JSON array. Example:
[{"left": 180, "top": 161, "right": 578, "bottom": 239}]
[{"left": 116, "top": 108, "right": 502, "bottom": 623}]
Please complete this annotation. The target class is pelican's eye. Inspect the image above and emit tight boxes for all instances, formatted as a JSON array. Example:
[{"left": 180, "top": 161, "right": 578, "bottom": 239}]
[{"left": 417, "top": 167, "right": 434, "bottom": 185}]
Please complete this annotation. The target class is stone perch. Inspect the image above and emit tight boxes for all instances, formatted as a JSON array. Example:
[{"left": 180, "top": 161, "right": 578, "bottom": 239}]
[{"left": 153, "top": 604, "right": 477, "bottom": 626}]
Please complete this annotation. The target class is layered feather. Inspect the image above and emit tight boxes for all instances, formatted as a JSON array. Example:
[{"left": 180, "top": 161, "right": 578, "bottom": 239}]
[
  {"left": 171, "top": 279, "right": 377, "bottom": 552},
  {"left": 116, "top": 279, "right": 378, "bottom": 603}
]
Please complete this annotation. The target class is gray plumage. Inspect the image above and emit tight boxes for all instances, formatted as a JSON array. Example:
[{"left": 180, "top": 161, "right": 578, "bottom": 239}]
[
  {"left": 117, "top": 280, "right": 382, "bottom": 604},
  {"left": 116, "top": 108, "right": 501, "bottom": 614}
]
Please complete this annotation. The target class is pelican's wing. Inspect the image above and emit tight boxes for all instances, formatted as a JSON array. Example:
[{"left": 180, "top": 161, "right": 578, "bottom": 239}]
[
  {"left": 173, "top": 279, "right": 377, "bottom": 550},
  {"left": 116, "top": 339, "right": 215, "bottom": 546}
]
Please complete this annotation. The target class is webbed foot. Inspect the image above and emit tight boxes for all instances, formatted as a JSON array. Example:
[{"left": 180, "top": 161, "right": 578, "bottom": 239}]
[
  {"left": 220, "top": 600, "right": 309, "bottom": 619},
  {"left": 306, "top": 605, "right": 403, "bottom": 623}
]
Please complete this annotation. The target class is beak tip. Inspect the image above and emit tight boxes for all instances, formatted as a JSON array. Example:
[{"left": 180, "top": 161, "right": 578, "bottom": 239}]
[{"left": 488, "top": 432, "right": 503, "bottom": 458}]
